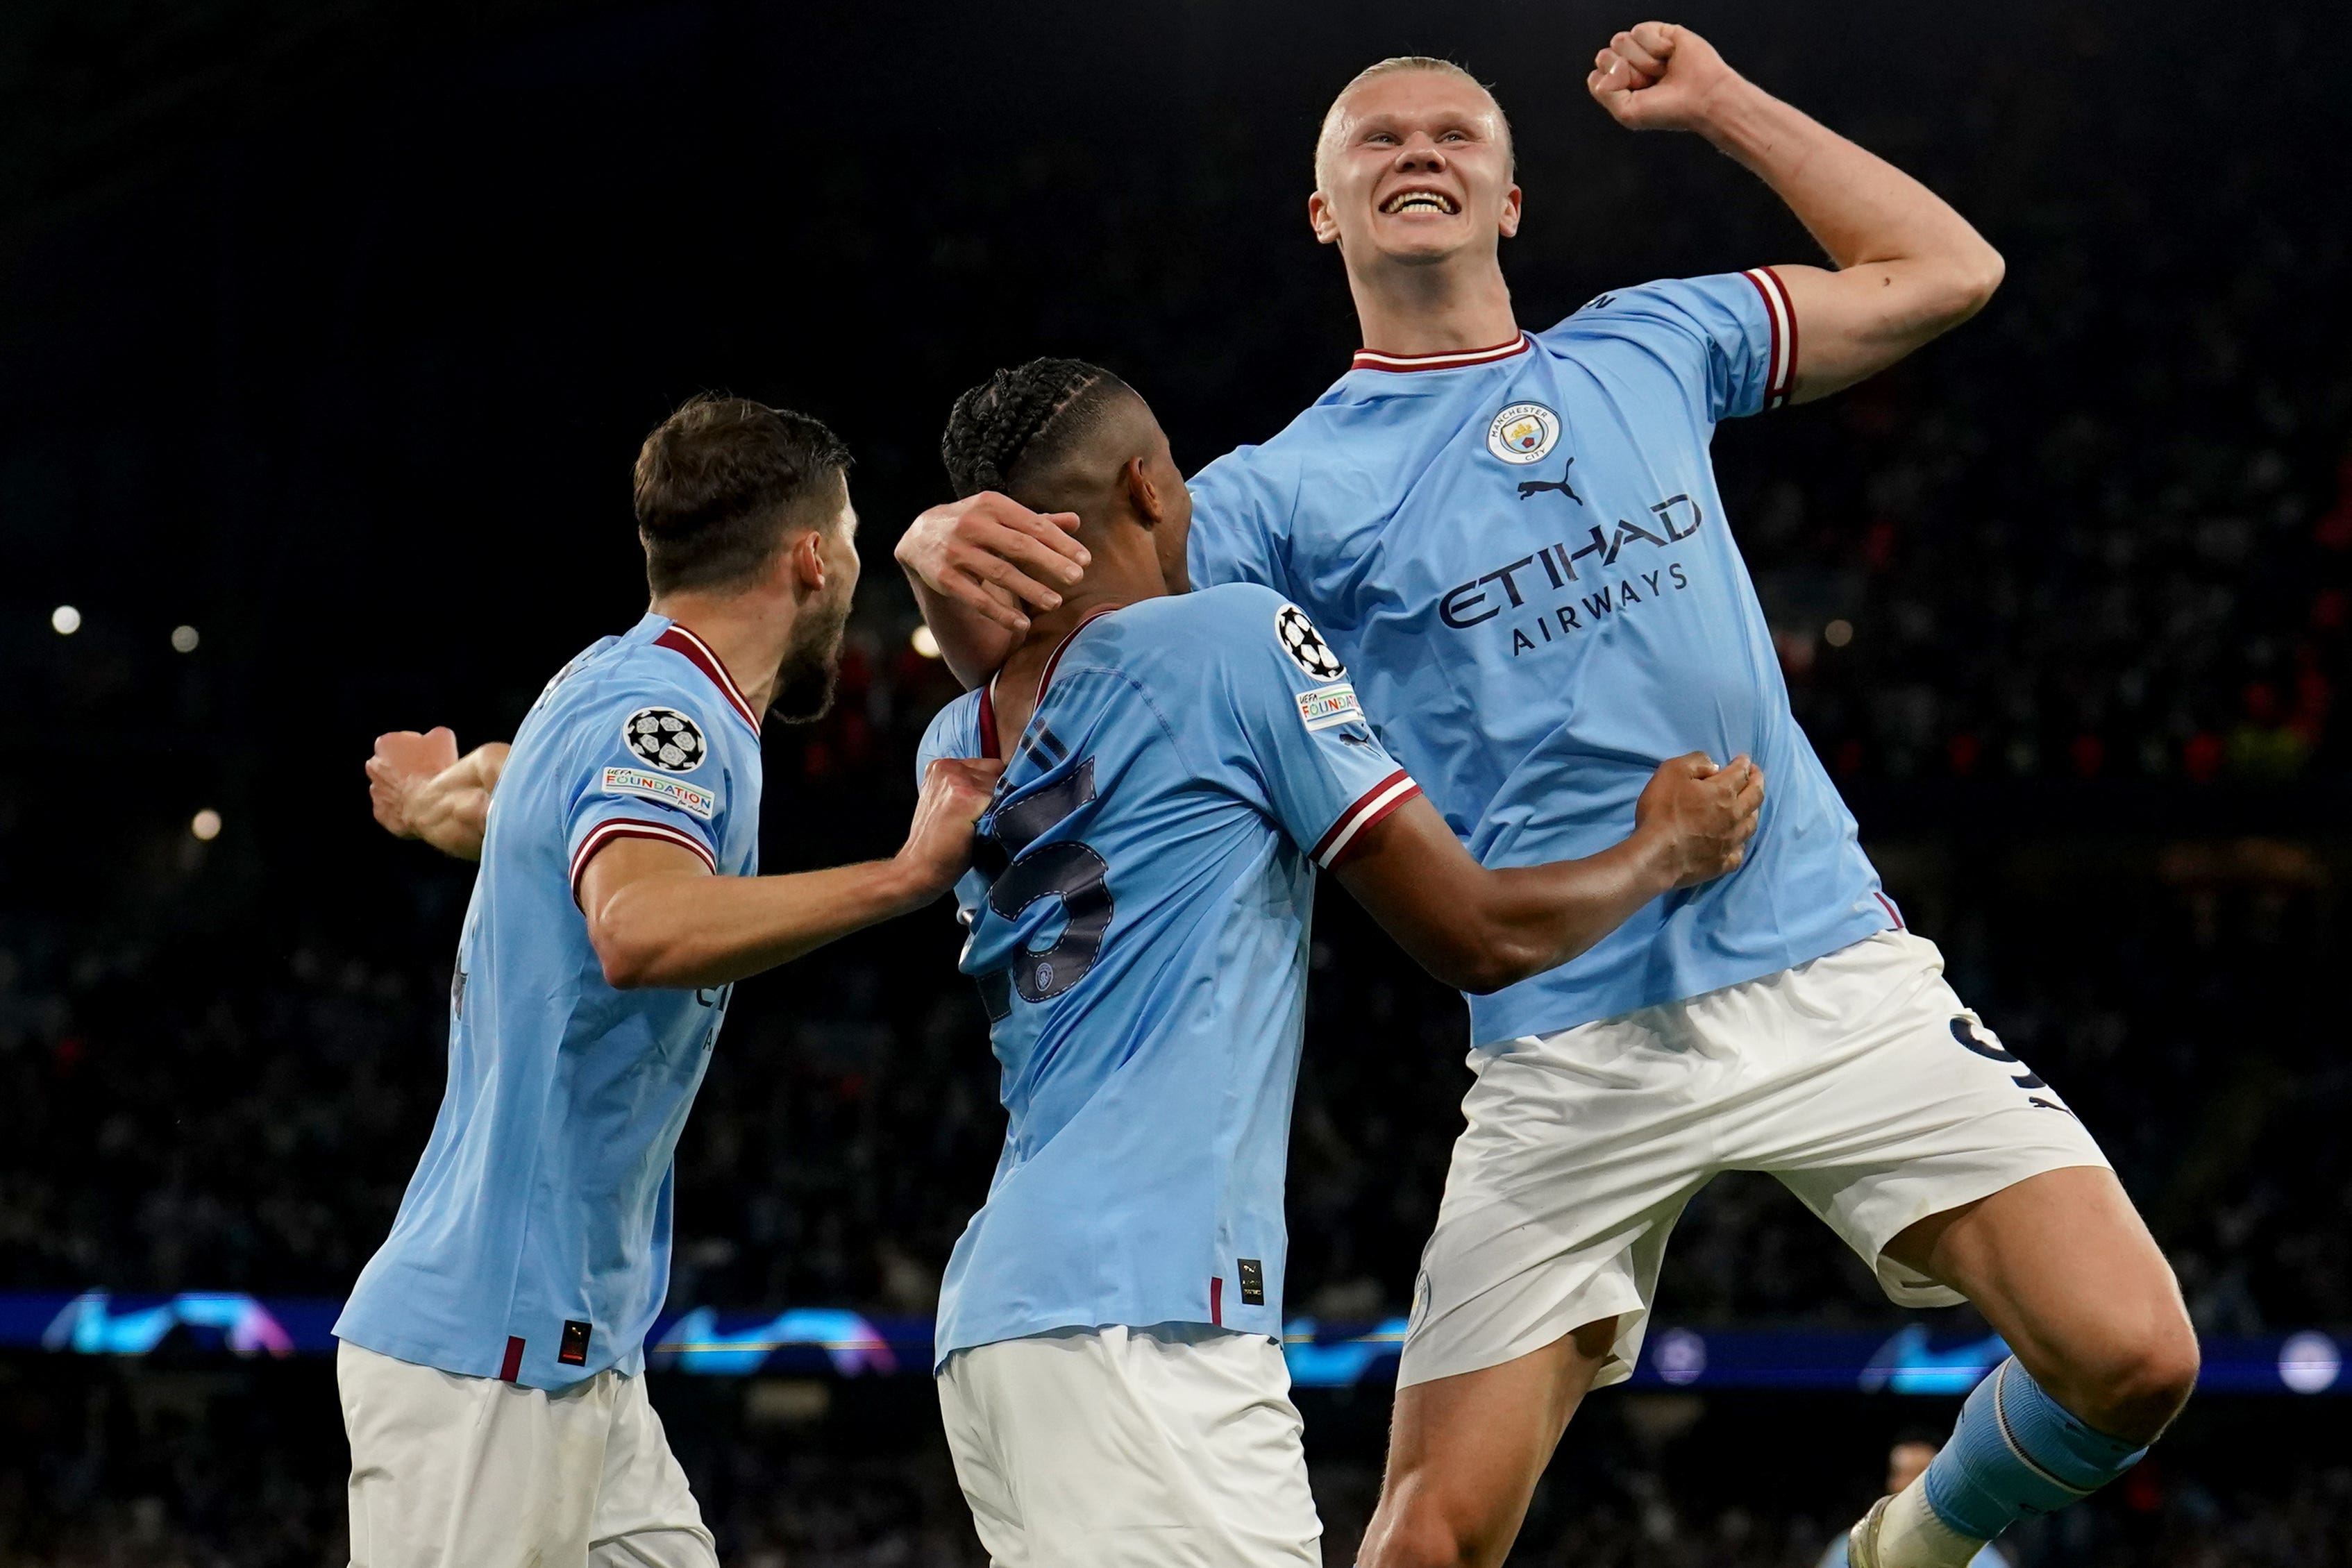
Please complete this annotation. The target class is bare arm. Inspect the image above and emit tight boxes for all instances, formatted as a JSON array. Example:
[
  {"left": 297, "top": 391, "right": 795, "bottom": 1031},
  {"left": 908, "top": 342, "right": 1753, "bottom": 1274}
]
[
  {"left": 896, "top": 493, "right": 1090, "bottom": 689},
  {"left": 1335, "top": 754, "right": 1762, "bottom": 995},
  {"left": 367, "top": 727, "right": 511, "bottom": 863},
  {"left": 579, "top": 757, "right": 1001, "bottom": 989},
  {"left": 1590, "top": 22, "right": 2004, "bottom": 401}
]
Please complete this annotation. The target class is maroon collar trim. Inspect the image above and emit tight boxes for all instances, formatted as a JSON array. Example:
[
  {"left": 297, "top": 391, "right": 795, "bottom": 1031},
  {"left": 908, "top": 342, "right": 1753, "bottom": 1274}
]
[
  {"left": 653, "top": 623, "right": 762, "bottom": 736},
  {"left": 979, "top": 605, "right": 1123, "bottom": 761},
  {"left": 1350, "top": 333, "right": 1532, "bottom": 373}
]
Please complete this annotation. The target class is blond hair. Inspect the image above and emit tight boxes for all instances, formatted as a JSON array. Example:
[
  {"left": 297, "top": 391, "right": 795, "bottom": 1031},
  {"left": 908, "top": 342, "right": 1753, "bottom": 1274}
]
[{"left": 1313, "top": 57, "right": 1515, "bottom": 190}]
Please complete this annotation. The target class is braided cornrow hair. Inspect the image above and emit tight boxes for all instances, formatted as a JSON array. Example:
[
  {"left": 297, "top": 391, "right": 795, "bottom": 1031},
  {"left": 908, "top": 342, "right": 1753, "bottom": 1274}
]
[{"left": 941, "top": 357, "right": 1130, "bottom": 500}]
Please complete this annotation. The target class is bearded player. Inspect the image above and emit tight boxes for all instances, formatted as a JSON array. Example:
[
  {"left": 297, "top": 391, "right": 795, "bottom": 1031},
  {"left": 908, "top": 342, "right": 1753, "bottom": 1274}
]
[
  {"left": 896, "top": 26, "right": 2197, "bottom": 1568},
  {"left": 344, "top": 395, "right": 995, "bottom": 1566}
]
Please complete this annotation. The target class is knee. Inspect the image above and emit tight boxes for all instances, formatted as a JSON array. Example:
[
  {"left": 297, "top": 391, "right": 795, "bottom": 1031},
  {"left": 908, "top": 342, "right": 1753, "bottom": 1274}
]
[
  {"left": 2069, "top": 1311, "right": 2200, "bottom": 1442},
  {"left": 1359, "top": 1517, "right": 1480, "bottom": 1568},
  {"left": 1359, "top": 1497, "right": 1490, "bottom": 1568}
]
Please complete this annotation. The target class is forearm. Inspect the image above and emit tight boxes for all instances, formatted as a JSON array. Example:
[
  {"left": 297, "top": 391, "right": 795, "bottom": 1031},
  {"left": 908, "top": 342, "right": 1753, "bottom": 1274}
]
[
  {"left": 1449, "top": 841, "right": 1674, "bottom": 993},
  {"left": 1701, "top": 81, "right": 2000, "bottom": 280},
  {"left": 592, "top": 858, "right": 937, "bottom": 989},
  {"left": 906, "top": 568, "right": 1016, "bottom": 691},
  {"left": 1340, "top": 798, "right": 1676, "bottom": 995},
  {"left": 410, "top": 744, "right": 510, "bottom": 861}
]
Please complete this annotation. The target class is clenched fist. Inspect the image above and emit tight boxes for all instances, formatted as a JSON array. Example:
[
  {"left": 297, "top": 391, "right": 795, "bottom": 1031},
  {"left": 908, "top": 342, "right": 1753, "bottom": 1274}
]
[
  {"left": 1587, "top": 22, "right": 1746, "bottom": 134},
  {"left": 1633, "top": 751, "right": 1765, "bottom": 888},
  {"left": 368, "top": 727, "right": 461, "bottom": 839},
  {"left": 896, "top": 756, "right": 1007, "bottom": 897}
]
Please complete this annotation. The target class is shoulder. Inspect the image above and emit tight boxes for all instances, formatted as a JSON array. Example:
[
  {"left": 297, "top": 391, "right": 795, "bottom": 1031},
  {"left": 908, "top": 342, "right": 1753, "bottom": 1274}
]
[
  {"left": 1543, "top": 273, "right": 1768, "bottom": 346},
  {"left": 1188, "top": 438, "right": 1295, "bottom": 514},
  {"left": 917, "top": 688, "right": 986, "bottom": 764},
  {"left": 1191, "top": 383, "right": 1381, "bottom": 494},
  {"left": 1123, "top": 586, "right": 1343, "bottom": 690},
  {"left": 1045, "top": 589, "right": 1293, "bottom": 702},
  {"left": 544, "top": 640, "right": 748, "bottom": 768},
  {"left": 1120, "top": 582, "right": 1291, "bottom": 645}
]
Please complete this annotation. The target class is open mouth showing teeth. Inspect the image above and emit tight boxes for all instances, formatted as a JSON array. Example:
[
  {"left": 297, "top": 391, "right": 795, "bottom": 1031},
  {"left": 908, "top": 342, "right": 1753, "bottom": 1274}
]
[{"left": 1381, "top": 189, "right": 1459, "bottom": 216}]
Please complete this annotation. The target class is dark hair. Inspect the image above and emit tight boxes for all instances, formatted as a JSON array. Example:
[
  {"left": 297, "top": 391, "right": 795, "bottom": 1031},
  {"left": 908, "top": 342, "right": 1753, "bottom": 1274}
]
[
  {"left": 941, "top": 357, "right": 1133, "bottom": 500},
  {"left": 633, "top": 394, "right": 852, "bottom": 596}
]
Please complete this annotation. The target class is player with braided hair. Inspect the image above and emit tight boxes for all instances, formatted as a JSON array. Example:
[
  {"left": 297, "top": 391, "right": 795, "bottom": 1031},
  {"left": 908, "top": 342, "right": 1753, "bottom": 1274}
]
[
  {"left": 939, "top": 357, "right": 1123, "bottom": 500},
  {"left": 900, "top": 24, "right": 2195, "bottom": 1568},
  {"left": 916, "top": 359, "right": 1762, "bottom": 1567}
]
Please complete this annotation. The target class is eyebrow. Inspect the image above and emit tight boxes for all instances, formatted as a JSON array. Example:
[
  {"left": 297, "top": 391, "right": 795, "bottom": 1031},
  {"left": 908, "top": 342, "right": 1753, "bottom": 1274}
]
[{"left": 1353, "top": 112, "right": 1490, "bottom": 138}]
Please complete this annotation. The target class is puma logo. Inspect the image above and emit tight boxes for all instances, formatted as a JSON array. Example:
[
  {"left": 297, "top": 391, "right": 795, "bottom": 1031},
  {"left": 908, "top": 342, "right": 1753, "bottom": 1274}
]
[{"left": 1515, "top": 459, "right": 1581, "bottom": 504}]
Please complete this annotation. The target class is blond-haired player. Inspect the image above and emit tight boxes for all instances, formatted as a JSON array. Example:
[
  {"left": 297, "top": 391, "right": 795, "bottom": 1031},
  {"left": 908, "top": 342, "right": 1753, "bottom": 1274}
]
[{"left": 898, "top": 26, "right": 2197, "bottom": 1568}]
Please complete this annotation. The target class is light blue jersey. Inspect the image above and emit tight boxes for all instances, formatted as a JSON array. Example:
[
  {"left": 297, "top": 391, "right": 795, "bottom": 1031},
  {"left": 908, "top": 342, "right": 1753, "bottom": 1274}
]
[
  {"left": 1188, "top": 270, "right": 1898, "bottom": 1045},
  {"left": 337, "top": 613, "right": 764, "bottom": 1391},
  {"left": 916, "top": 585, "right": 1417, "bottom": 1365}
]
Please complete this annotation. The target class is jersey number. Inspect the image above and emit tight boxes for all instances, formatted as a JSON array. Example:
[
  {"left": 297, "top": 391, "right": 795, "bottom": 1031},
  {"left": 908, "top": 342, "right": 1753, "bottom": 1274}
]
[{"left": 979, "top": 755, "right": 1112, "bottom": 1006}]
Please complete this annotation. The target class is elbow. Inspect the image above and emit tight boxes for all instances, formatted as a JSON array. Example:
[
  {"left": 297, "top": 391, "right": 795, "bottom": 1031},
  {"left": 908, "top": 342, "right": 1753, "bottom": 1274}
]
[
  {"left": 1451, "top": 959, "right": 1517, "bottom": 997},
  {"left": 1935, "top": 244, "right": 2005, "bottom": 325},
  {"left": 1432, "top": 931, "right": 1545, "bottom": 997},
  {"left": 1961, "top": 244, "right": 2006, "bottom": 312},
  {"left": 588, "top": 922, "right": 669, "bottom": 991},
  {"left": 1445, "top": 920, "right": 1607, "bottom": 995}
]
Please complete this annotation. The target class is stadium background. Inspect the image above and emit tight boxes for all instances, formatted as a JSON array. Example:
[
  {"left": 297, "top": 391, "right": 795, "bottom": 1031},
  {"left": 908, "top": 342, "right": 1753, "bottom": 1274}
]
[{"left": 6, "top": 0, "right": 2350, "bottom": 1561}]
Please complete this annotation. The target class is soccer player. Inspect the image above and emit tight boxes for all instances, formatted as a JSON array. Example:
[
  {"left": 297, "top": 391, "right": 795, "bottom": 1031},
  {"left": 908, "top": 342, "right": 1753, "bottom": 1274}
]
[
  {"left": 342, "top": 394, "right": 997, "bottom": 1567},
  {"left": 896, "top": 26, "right": 2199, "bottom": 1568},
  {"left": 920, "top": 358, "right": 1762, "bottom": 1567}
]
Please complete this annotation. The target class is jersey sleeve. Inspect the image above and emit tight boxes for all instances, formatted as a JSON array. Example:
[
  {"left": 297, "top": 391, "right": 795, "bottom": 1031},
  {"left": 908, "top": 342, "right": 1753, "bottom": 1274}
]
[
  {"left": 1203, "top": 589, "right": 1422, "bottom": 869},
  {"left": 915, "top": 693, "right": 987, "bottom": 786},
  {"left": 561, "top": 684, "right": 730, "bottom": 904},
  {"left": 1184, "top": 447, "right": 1295, "bottom": 596},
  {"left": 1543, "top": 271, "right": 1797, "bottom": 422}
]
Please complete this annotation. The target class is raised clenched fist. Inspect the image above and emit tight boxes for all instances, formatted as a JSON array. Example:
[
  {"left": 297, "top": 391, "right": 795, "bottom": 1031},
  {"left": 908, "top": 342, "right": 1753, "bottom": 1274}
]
[{"left": 1586, "top": 22, "right": 1745, "bottom": 134}]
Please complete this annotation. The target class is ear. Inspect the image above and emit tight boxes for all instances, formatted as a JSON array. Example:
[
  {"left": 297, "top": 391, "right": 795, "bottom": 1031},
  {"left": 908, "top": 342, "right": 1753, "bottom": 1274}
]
[
  {"left": 786, "top": 528, "right": 828, "bottom": 595},
  {"left": 1307, "top": 189, "right": 1342, "bottom": 248},
  {"left": 1123, "top": 455, "right": 1166, "bottom": 527},
  {"left": 1498, "top": 182, "right": 1523, "bottom": 240}
]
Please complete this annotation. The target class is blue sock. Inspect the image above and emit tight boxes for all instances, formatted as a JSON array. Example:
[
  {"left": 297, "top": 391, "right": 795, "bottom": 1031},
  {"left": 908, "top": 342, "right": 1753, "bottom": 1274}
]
[{"left": 1922, "top": 1356, "right": 2149, "bottom": 1540}]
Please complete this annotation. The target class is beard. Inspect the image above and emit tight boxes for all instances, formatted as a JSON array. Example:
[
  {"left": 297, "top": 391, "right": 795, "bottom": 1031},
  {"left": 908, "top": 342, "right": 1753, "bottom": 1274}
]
[{"left": 767, "top": 597, "right": 850, "bottom": 724}]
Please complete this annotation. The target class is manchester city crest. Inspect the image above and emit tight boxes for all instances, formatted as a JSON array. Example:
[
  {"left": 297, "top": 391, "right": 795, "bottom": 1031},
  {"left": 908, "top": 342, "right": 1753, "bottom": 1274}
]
[{"left": 1486, "top": 401, "right": 1561, "bottom": 465}]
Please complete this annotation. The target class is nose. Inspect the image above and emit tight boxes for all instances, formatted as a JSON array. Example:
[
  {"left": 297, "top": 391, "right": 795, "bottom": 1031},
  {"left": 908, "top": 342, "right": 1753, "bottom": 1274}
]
[{"left": 1393, "top": 135, "right": 1449, "bottom": 172}]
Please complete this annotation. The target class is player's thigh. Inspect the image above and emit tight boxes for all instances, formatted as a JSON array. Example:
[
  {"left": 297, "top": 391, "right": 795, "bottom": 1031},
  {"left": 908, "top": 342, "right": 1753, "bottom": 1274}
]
[
  {"left": 1749, "top": 933, "right": 2114, "bottom": 1309},
  {"left": 339, "top": 1341, "right": 610, "bottom": 1568},
  {"left": 1884, "top": 1165, "right": 2196, "bottom": 1434},
  {"left": 1363, "top": 1317, "right": 1617, "bottom": 1568},
  {"left": 937, "top": 1354, "right": 1030, "bottom": 1568},
  {"left": 588, "top": 1372, "right": 716, "bottom": 1567},
  {"left": 943, "top": 1326, "right": 1319, "bottom": 1568},
  {"left": 1401, "top": 1022, "right": 1717, "bottom": 1390}
]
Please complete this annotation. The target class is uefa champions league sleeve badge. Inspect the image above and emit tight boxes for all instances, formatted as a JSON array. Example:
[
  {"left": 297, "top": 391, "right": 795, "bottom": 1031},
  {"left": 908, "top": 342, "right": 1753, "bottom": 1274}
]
[
  {"left": 1274, "top": 603, "right": 1347, "bottom": 682},
  {"left": 620, "top": 707, "right": 708, "bottom": 772}
]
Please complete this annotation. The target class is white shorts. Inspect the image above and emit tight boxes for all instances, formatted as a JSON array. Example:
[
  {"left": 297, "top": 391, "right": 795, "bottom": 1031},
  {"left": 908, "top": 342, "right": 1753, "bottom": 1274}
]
[
  {"left": 1397, "top": 929, "right": 2111, "bottom": 1391},
  {"left": 936, "top": 1324, "right": 1321, "bottom": 1568},
  {"left": 338, "top": 1340, "right": 716, "bottom": 1568}
]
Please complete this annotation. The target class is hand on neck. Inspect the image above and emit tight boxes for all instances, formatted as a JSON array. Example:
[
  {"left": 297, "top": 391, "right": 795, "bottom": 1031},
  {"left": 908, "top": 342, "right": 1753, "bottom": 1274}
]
[{"left": 1005, "top": 528, "right": 1167, "bottom": 668}]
